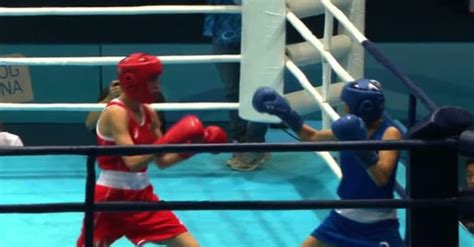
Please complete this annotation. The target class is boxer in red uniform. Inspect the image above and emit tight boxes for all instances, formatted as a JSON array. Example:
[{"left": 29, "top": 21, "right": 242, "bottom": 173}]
[{"left": 77, "top": 53, "right": 227, "bottom": 247}]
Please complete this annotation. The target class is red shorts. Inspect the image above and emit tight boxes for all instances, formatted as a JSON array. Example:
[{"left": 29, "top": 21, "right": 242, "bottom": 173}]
[{"left": 76, "top": 184, "right": 187, "bottom": 247}]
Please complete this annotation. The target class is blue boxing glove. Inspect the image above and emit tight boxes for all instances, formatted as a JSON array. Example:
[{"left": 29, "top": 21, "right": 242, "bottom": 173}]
[
  {"left": 252, "top": 87, "right": 304, "bottom": 133},
  {"left": 331, "top": 115, "right": 378, "bottom": 168}
]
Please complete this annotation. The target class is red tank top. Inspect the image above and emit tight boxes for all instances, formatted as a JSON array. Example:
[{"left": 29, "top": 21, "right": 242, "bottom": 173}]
[{"left": 96, "top": 100, "right": 157, "bottom": 172}]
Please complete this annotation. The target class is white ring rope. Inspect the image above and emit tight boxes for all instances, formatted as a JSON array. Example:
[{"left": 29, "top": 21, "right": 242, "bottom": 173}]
[
  {"left": 286, "top": 11, "right": 354, "bottom": 82},
  {"left": 0, "top": 5, "right": 241, "bottom": 16},
  {"left": 0, "top": 55, "right": 241, "bottom": 66},
  {"left": 285, "top": 60, "right": 340, "bottom": 121},
  {"left": 286, "top": 59, "right": 343, "bottom": 178},
  {"left": 286, "top": 6, "right": 362, "bottom": 179},
  {"left": 320, "top": 0, "right": 367, "bottom": 43},
  {"left": 286, "top": 59, "right": 342, "bottom": 178},
  {"left": 0, "top": 103, "right": 239, "bottom": 112}
]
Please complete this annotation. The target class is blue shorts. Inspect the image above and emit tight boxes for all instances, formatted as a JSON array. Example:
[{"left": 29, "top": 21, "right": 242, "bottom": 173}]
[{"left": 311, "top": 210, "right": 405, "bottom": 247}]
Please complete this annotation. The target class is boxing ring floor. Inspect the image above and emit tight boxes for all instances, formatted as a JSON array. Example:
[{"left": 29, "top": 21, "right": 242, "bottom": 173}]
[{"left": 0, "top": 121, "right": 471, "bottom": 246}]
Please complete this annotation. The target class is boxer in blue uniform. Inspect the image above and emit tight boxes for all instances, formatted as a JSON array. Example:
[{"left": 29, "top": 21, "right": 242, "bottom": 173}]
[{"left": 252, "top": 79, "right": 405, "bottom": 247}]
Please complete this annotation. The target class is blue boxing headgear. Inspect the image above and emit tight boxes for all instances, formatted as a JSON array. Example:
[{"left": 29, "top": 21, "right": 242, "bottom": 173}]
[{"left": 341, "top": 79, "right": 385, "bottom": 124}]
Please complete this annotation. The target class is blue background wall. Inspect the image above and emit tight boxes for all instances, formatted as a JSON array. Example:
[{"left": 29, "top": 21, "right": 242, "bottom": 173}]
[
  {"left": 0, "top": 44, "right": 228, "bottom": 123},
  {"left": 0, "top": 43, "right": 472, "bottom": 124},
  {"left": 0, "top": 0, "right": 472, "bottom": 126}
]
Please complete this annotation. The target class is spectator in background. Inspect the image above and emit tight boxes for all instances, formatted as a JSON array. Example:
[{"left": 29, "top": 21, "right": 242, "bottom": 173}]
[
  {"left": 459, "top": 159, "right": 474, "bottom": 233},
  {"left": 459, "top": 159, "right": 474, "bottom": 234},
  {"left": 85, "top": 80, "right": 166, "bottom": 133},
  {"left": 0, "top": 121, "right": 23, "bottom": 146},
  {"left": 204, "top": 0, "right": 270, "bottom": 171},
  {"left": 460, "top": 159, "right": 474, "bottom": 234},
  {"left": 466, "top": 159, "right": 474, "bottom": 191}
]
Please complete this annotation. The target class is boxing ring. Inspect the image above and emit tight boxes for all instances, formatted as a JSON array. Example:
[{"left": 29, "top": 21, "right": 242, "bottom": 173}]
[{"left": 0, "top": 1, "right": 473, "bottom": 246}]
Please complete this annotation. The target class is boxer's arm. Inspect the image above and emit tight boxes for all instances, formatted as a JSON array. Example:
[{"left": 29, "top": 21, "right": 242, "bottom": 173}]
[
  {"left": 252, "top": 87, "right": 335, "bottom": 141},
  {"left": 366, "top": 126, "right": 401, "bottom": 186},
  {"left": 298, "top": 125, "right": 335, "bottom": 141}
]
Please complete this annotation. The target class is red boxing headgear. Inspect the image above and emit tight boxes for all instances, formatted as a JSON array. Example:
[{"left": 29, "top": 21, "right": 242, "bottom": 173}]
[{"left": 117, "top": 53, "right": 163, "bottom": 103}]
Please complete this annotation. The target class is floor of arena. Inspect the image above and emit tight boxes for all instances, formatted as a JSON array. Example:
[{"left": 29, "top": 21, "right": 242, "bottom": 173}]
[{"left": 0, "top": 121, "right": 472, "bottom": 246}]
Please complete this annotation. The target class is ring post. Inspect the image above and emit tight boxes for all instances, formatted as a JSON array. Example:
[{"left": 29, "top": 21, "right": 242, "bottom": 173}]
[
  {"left": 406, "top": 106, "right": 474, "bottom": 246},
  {"left": 239, "top": 0, "right": 286, "bottom": 123}
]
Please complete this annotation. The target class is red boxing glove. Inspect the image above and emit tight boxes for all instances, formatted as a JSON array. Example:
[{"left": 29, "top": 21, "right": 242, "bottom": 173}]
[
  {"left": 204, "top": 125, "right": 228, "bottom": 154},
  {"left": 155, "top": 115, "right": 204, "bottom": 159},
  {"left": 155, "top": 115, "right": 204, "bottom": 145},
  {"left": 204, "top": 126, "right": 228, "bottom": 144}
]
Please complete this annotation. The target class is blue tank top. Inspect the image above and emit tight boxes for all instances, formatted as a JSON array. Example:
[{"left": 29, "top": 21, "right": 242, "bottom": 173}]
[
  {"left": 337, "top": 119, "right": 399, "bottom": 199},
  {"left": 203, "top": 0, "right": 241, "bottom": 46}
]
